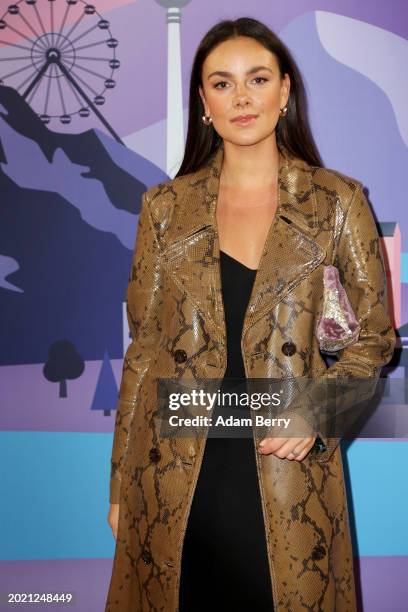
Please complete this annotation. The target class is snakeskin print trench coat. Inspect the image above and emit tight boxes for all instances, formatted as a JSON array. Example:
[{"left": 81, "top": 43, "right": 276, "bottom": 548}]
[{"left": 105, "top": 142, "right": 396, "bottom": 612}]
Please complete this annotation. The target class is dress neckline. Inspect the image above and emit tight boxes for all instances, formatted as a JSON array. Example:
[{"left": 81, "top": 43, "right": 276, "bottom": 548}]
[{"left": 220, "top": 249, "right": 258, "bottom": 272}]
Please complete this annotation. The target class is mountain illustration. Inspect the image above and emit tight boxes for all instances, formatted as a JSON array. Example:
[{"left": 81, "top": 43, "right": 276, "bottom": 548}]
[{"left": 0, "top": 85, "right": 168, "bottom": 366}]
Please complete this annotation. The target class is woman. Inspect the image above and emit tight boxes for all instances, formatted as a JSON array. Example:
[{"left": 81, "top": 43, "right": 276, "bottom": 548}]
[{"left": 106, "top": 17, "right": 396, "bottom": 612}]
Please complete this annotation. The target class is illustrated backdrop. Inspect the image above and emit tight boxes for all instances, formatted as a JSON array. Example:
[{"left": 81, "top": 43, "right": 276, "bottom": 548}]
[{"left": 0, "top": 1, "right": 407, "bottom": 610}]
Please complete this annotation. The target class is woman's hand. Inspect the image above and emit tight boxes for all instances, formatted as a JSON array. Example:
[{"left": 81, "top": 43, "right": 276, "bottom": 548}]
[
  {"left": 107, "top": 503, "right": 120, "bottom": 540},
  {"left": 257, "top": 434, "right": 316, "bottom": 461},
  {"left": 257, "top": 413, "right": 316, "bottom": 461}
]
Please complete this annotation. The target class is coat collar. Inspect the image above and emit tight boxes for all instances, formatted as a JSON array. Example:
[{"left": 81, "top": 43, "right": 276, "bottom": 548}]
[{"left": 161, "top": 142, "right": 326, "bottom": 345}]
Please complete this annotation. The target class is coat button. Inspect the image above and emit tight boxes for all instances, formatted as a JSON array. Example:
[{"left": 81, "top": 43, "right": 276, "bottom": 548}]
[
  {"left": 174, "top": 349, "right": 187, "bottom": 363},
  {"left": 311, "top": 544, "right": 326, "bottom": 560},
  {"left": 282, "top": 341, "right": 296, "bottom": 356},
  {"left": 149, "top": 447, "right": 161, "bottom": 463},
  {"left": 188, "top": 444, "right": 196, "bottom": 458},
  {"left": 141, "top": 550, "right": 152, "bottom": 565}
]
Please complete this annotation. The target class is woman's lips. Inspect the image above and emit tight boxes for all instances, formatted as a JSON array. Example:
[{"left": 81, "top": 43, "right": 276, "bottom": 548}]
[{"left": 231, "top": 115, "right": 258, "bottom": 126}]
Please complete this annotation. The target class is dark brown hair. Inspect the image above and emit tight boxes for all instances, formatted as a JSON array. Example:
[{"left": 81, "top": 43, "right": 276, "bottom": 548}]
[{"left": 175, "top": 16, "right": 323, "bottom": 177}]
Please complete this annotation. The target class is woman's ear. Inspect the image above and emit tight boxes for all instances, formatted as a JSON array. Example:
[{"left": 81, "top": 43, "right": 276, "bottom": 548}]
[
  {"left": 198, "top": 86, "right": 208, "bottom": 114},
  {"left": 281, "top": 73, "right": 290, "bottom": 108}
]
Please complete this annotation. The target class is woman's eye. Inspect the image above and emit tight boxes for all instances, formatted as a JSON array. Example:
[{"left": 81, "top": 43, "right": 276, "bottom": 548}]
[
  {"left": 213, "top": 77, "right": 268, "bottom": 89},
  {"left": 214, "top": 81, "right": 228, "bottom": 89}
]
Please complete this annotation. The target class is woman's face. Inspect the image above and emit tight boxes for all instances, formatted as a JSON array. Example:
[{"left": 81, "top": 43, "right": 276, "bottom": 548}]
[{"left": 199, "top": 36, "right": 290, "bottom": 146}]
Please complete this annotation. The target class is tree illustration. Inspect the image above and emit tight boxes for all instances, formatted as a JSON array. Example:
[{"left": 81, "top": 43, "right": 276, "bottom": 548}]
[
  {"left": 43, "top": 340, "right": 85, "bottom": 398},
  {"left": 91, "top": 348, "right": 118, "bottom": 417}
]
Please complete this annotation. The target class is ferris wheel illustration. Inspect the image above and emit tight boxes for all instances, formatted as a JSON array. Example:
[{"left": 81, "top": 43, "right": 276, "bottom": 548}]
[{"left": 0, "top": 0, "right": 122, "bottom": 143}]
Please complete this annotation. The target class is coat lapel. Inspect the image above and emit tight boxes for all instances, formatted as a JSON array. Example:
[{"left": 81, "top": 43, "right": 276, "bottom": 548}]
[{"left": 161, "top": 143, "right": 326, "bottom": 346}]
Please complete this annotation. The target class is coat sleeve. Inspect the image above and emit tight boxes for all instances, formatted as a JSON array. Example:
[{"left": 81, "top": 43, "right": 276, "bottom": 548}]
[
  {"left": 285, "top": 181, "right": 396, "bottom": 462},
  {"left": 109, "top": 190, "right": 163, "bottom": 503}
]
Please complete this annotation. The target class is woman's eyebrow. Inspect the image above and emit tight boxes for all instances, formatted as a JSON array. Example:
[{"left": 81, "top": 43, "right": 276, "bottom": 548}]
[{"left": 207, "top": 65, "right": 273, "bottom": 79}]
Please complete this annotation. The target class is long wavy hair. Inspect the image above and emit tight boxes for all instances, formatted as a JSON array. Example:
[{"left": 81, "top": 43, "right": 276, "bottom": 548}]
[{"left": 175, "top": 16, "right": 323, "bottom": 177}]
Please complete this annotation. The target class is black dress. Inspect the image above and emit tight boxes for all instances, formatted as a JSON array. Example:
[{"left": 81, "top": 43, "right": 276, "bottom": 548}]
[{"left": 178, "top": 250, "right": 274, "bottom": 611}]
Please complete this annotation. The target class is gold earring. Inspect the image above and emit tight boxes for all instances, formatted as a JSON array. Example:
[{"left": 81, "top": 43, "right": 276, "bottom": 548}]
[
  {"left": 279, "top": 105, "right": 288, "bottom": 117},
  {"left": 202, "top": 114, "right": 213, "bottom": 125}
]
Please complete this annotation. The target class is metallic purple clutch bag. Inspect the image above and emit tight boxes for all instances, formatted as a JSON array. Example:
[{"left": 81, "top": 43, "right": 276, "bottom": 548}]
[{"left": 315, "top": 265, "right": 361, "bottom": 354}]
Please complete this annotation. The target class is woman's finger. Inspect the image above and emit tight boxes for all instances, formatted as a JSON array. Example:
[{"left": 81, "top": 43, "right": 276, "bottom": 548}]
[
  {"left": 258, "top": 436, "right": 288, "bottom": 454},
  {"left": 259, "top": 437, "right": 303, "bottom": 458},
  {"left": 288, "top": 438, "right": 315, "bottom": 461},
  {"left": 275, "top": 438, "right": 307, "bottom": 459}
]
